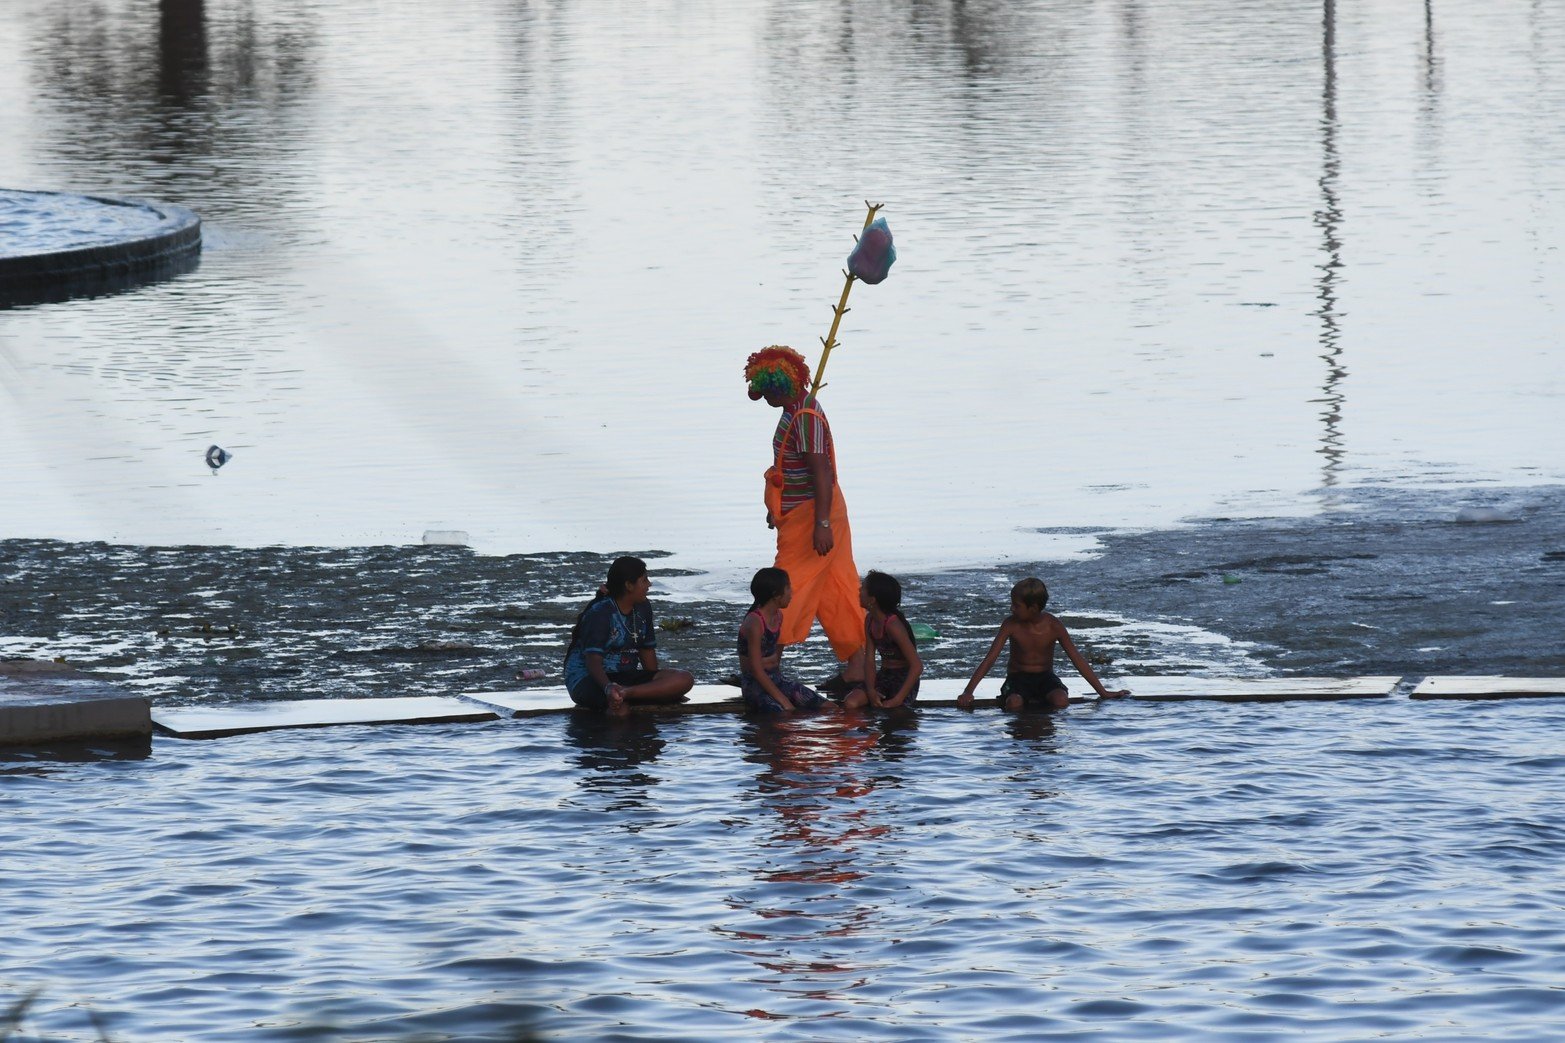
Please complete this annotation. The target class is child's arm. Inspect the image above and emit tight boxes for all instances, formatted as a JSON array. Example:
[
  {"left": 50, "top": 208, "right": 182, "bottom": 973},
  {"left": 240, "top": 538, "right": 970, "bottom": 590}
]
[
  {"left": 743, "top": 616, "right": 796, "bottom": 709},
  {"left": 1055, "top": 620, "right": 1129, "bottom": 699},
  {"left": 585, "top": 652, "right": 618, "bottom": 697},
  {"left": 958, "top": 622, "right": 1011, "bottom": 708},
  {"left": 861, "top": 616, "right": 878, "bottom": 693},
  {"left": 877, "top": 617, "right": 922, "bottom": 709}
]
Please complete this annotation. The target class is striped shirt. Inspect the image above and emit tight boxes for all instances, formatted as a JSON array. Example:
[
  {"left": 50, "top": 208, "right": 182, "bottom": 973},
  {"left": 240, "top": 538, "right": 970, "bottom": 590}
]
[{"left": 772, "top": 402, "right": 834, "bottom": 514}]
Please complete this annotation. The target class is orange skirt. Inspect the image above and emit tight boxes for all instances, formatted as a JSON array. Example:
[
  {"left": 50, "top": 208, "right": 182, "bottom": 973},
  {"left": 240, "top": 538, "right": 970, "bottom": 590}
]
[{"left": 769, "top": 485, "right": 864, "bottom": 661}]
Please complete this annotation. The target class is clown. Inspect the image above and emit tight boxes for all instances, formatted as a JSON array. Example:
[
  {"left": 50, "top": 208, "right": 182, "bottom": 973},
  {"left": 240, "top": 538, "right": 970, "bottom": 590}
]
[{"left": 745, "top": 345, "right": 866, "bottom": 685}]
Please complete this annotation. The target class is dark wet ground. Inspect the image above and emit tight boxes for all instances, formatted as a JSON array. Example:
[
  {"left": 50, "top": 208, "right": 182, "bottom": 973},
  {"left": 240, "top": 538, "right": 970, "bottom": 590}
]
[
  {"left": 1007, "top": 484, "right": 1565, "bottom": 678},
  {"left": 4, "top": 485, "right": 1561, "bottom": 706}
]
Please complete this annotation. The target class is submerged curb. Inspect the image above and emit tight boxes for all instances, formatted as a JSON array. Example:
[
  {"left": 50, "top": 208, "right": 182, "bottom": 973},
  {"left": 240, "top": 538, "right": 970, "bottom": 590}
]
[
  {"left": 0, "top": 660, "right": 152, "bottom": 746},
  {"left": 0, "top": 190, "right": 202, "bottom": 307}
]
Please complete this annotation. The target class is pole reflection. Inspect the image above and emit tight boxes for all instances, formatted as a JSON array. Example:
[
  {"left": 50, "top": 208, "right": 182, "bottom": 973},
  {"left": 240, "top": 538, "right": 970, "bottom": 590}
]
[
  {"left": 158, "top": 0, "right": 208, "bottom": 106},
  {"left": 1313, "top": 0, "right": 1346, "bottom": 488}
]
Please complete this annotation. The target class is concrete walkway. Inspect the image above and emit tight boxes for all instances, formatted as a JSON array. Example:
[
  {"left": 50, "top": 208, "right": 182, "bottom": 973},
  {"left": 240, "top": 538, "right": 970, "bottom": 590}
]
[{"left": 0, "top": 660, "right": 152, "bottom": 746}]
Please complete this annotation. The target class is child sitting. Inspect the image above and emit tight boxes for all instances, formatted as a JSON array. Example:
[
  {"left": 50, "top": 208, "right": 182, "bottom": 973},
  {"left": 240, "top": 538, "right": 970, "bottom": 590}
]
[
  {"left": 841, "top": 570, "right": 922, "bottom": 710},
  {"left": 958, "top": 577, "right": 1129, "bottom": 711},
  {"left": 739, "top": 567, "right": 826, "bottom": 713}
]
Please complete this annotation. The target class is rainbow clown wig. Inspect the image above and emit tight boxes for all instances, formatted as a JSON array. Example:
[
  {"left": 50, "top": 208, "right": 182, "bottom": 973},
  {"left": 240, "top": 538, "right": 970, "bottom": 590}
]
[{"left": 744, "top": 345, "right": 811, "bottom": 402}]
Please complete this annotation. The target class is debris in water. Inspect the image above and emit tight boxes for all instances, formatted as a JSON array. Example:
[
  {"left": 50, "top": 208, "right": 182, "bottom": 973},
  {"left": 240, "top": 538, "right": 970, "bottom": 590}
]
[{"left": 1454, "top": 507, "right": 1517, "bottom": 524}]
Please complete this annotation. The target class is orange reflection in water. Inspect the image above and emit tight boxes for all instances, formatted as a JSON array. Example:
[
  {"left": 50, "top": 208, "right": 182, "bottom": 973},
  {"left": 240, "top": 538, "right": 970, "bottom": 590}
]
[{"left": 719, "top": 710, "right": 915, "bottom": 1018}]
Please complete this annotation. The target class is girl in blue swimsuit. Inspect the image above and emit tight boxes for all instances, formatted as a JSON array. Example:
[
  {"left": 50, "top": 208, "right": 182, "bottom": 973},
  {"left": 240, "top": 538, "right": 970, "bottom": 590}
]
[
  {"left": 841, "top": 570, "right": 922, "bottom": 711},
  {"left": 738, "top": 568, "right": 826, "bottom": 714}
]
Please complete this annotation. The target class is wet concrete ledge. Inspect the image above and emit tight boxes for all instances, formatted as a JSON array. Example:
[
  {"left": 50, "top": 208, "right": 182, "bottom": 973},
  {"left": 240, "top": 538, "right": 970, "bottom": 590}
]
[
  {"left": 0, "top": 190, "right": 201, "bottom": 308},
  {"left": 0, "top": 660, "right": 152, "bottom": 746},
  {"left": 9, "top": 672, "right": 1562, "bottom": 746},
  {"left": 461, "top": 676, "right": 1408, "bottom": 718},
  {"left": 153, "top": 697, "right": 499, "bottom": 740}
]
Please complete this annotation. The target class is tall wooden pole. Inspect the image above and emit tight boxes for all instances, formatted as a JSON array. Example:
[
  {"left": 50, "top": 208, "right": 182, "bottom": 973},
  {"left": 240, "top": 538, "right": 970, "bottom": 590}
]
[{"left": 808, "top": 201, "right": 882, "bottom": 399}]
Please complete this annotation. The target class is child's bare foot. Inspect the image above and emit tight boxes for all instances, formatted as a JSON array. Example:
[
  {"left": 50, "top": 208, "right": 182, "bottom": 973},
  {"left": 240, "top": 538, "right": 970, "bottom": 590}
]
[{"left": 606, "top": 684, "right": 629, "bottom": 716}]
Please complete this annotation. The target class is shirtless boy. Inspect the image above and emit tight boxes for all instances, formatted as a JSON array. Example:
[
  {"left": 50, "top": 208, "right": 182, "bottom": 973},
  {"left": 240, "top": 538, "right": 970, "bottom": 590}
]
[{"left": 957, "top": 578, "right": 1130, "bottom": 711}]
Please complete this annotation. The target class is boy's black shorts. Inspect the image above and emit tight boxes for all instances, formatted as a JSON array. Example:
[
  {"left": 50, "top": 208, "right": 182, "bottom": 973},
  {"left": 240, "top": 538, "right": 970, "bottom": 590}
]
[{"left": 999, "top": 671, "right": 1067, "bottom": 707}]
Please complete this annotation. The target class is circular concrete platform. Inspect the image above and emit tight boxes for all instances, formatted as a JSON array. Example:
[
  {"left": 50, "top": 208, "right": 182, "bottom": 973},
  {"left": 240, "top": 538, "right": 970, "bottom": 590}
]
[{"left": 0, "top": 188, "right": 202, "bottom": 307}]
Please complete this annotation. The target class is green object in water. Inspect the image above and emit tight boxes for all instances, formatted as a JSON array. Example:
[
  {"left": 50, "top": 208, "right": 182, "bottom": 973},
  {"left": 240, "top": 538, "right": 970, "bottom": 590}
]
[
  {"left": 1222, "top": 574, "right": 1242, "bottom": 585},
  {"left": 910, "top": 622, "right": 940, "bottom": 642}
]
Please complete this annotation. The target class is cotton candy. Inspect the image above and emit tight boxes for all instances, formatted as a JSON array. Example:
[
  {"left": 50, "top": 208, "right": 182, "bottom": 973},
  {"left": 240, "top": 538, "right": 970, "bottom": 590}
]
[{"left": 846, "top": 217, "right": 895, "bottom": 284}]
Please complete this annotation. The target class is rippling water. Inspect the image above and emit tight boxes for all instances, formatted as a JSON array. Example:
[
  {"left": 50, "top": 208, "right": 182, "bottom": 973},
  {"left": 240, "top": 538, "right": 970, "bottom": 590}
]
[
  {"left": 6, "top": 1, "right": 1565, "bottom": 1038},
  {"left": 7, "top": 702, "right": 1565, "bottom": 1041},
  {"left": 1, "top": 0, "right": 1562, "bottom": 567}
]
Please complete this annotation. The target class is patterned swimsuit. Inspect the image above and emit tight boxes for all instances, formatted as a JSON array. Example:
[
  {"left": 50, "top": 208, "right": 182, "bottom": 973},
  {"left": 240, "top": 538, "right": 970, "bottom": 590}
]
[
  {"left": 738, "top": 610, "right": 824, "bottom": 713},
  {"left": 857, "top": 614, "right": 919, "bottom": 705}
]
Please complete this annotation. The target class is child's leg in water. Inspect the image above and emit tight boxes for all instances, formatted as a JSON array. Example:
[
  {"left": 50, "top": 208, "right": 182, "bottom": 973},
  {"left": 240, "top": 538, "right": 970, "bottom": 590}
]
[
  {"left": 1001, "top": 673, "right": 1069, "bottom": 712},
  {"left": 1002, "top": 687, "right": 1068, "bottom": 712}
]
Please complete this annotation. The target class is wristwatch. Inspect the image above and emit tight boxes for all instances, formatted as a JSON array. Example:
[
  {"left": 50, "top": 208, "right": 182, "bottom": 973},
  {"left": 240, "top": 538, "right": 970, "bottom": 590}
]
[{"left": 816, "top": 518, "right": 831, "bottom": 529}]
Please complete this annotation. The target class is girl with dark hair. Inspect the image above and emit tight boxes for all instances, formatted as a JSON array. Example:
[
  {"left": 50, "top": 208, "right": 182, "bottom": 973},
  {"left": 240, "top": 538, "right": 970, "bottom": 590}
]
[
  {"left": 841, "top": 570, "right": 922, "bottom": 711},
  {"left": 564, "top": 556, "right": 694, "bottom": 715},
  {"left": 738, "top": 567, "right": 826, "bottom": 714}
]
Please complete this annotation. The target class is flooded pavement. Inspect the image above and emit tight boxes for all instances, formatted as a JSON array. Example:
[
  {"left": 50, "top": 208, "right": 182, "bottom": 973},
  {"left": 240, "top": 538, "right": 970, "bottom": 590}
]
[{"left": 5, "top": 485, "right": 1561, "bottom": 710}]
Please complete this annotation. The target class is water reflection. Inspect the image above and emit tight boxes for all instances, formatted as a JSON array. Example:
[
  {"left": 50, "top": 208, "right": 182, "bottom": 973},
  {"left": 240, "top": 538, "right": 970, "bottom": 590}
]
[
  {"left": 1004, "top": 709, "right": 1059, "bottom": 747},
  {"left": 861, "top": 708, "right": 919, "bottom": 773},
  {"left": 158, "top": 0, "right": 208, "bottom": 105},
  {"left": 741, "top": 715, "right": 885, "bottom": 884},
  {"left": 562, "top": 710, "right": 664, "bottom": 811},
  {"left": 722, "top": 715, "right": 889, "bottom": 1015},
  {"left": 29, "top": 0, "right": 319, "bottom": 216},
  {"left": 0, "top": 735, "right": 152, "bottom": 771},
  {"left": 1314, "top": 0, "right": 1345, "bottom": 487}
]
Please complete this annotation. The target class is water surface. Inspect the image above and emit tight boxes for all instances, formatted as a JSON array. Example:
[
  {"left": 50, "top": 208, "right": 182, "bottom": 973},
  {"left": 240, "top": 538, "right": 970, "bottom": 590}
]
[
  {"left": 6, "top": 701, "right": 1565, "bottom": 1041},
  {"left": 1, "top": 0, "right": 1561, "bottom": 569}
]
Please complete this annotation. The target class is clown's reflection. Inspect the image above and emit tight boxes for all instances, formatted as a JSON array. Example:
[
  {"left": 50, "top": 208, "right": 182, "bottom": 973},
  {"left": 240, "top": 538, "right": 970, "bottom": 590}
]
[{"left": 717, "top": 710, "right": 918, "bottom": 1017}]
